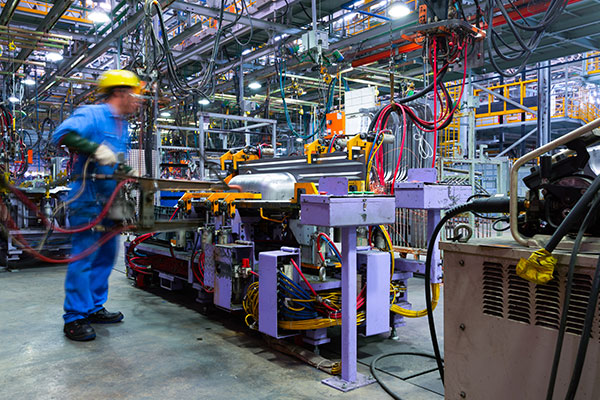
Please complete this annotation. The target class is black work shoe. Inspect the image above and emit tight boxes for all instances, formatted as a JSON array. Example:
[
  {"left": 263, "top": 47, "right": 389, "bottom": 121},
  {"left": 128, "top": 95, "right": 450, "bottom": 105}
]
[
  {"left": 88, "top": 308, "right": 124, "bottom": 324},
  {"left": 64, "top": 319, "right": 96, "bottom": 341}
]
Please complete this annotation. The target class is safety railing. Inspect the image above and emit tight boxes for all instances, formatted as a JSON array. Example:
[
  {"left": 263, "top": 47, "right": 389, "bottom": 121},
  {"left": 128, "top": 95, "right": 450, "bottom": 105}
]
[
  {"left": 585, "top": 51, "right": 600, "bottom": 76},
  {"left": 6, "top": 0, "right": 91, "bottom": 24}
]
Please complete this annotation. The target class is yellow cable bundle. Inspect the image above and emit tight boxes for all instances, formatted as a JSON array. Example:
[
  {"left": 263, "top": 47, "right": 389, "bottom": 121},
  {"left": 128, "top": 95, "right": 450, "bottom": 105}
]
[
  {"left": 243, "top": 282, "right": 259, "bottom": 328},
  {"left": 278, "top": 311, "right": 366, "bottom": 330},
  {"left": 390, "top": 283, "right": 441, "bottom": 318},
  {"left": 378, "top": 224, "right": 440, "bottom": 318}
]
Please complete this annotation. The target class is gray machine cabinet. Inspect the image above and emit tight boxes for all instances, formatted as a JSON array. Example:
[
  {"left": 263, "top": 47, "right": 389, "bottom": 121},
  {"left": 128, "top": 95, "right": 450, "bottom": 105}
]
[{"left": 443, "top": 238, "right": 600, "bottom": 400}]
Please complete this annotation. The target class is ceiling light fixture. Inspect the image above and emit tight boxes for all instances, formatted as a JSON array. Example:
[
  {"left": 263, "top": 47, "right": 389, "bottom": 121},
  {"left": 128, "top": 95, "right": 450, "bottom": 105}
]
[
  {"left": 160, "top": 111, "right": 171, "bottom": 117},
  {"left": 199, "top": 98, "right": 210, "bottom": 106},
  {"left": 248, "top": 81, "right": 262, "bottom": 90},
  {"left": 8, "top": 96, "right": 19, "bottom": 103},
  {"left": 89, "top": 10, "right": 110, "bottom": 24},
  {"left": 388, "top": 2, "right": 410, "bottom": 19},
  {"left": 22, "top": 78, "right": 35, "bottom": 86},
  {"left": 241, "top": 49, "right": 252, "bottom": 56},
  {"left": 46, "top": 52, "right": 63, "bottom": 62}
]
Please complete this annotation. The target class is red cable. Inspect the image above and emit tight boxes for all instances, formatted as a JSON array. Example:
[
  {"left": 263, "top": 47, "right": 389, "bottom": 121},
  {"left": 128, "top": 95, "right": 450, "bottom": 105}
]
[
  {"left": 291, "top": 258, "right": 317, "bottom": 298},
  {"left": 391, "top": 105, "right": 407, "bottom": 194},
  {"left": 432, "top": 36, "right": 438, "bottom": 168},
  {"left": 8, "top": 178, "right": 135, "bottom": 234}
]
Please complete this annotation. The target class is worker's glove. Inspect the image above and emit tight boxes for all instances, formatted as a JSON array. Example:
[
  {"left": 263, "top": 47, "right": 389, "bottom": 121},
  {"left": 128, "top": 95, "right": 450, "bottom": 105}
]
[
  {"left": 127, "top": 168, "right": 141, "bottom": 177},
  {"left": 94, "top": 144, "right": 117, "bottom": 166}
]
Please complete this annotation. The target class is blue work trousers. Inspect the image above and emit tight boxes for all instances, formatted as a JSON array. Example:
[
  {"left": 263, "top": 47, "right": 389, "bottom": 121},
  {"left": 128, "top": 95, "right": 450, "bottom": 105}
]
[{"left": 63, "top": 215, "right": 118, "bottom": 323}]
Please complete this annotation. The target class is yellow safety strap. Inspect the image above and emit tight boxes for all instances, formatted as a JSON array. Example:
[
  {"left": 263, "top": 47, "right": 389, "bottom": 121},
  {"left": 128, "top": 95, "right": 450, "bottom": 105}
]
[{"left": 516, "top": 248, "right": 557, "bottom": 284}]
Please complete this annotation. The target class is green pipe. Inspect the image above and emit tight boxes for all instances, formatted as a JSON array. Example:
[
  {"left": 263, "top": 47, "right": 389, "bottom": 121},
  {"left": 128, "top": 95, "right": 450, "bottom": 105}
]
[{"left": 98, "top": 7, "right": 129, "bottom": 36}]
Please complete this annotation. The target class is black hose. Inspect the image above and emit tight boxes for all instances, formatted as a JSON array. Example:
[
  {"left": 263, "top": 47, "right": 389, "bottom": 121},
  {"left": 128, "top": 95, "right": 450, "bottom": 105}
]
[
  {"left": 544, "top": 193, "right": 600, "bottom": 400},
  {"left": 546, "top": 173, "right": 600, "bottom": 252},
  {"left": 424, "top": 196, "right": 515, "bottom": 382},
  {"left": 370, "top": 352, "right": 441, "bottom": 400},
  {"left": 564, "top": 254, "right": 600, "bottom": 399}
]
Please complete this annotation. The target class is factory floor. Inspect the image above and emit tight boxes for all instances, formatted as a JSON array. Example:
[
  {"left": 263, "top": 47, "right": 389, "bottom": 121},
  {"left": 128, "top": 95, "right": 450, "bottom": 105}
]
[{"left": 0, "top": 248, "right": 444, "bottom": 400}]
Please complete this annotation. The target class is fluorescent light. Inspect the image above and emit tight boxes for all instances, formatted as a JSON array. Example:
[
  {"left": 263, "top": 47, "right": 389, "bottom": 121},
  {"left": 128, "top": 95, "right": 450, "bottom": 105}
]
[
  {"left": 22, "top": 78, "right": 35, "bottom": 86},
  {"left": 8, "top": 96, "right": 19, "bottom": 103},
  {"left": 160, "top": 111, "right": 171, "bottom": 117},
  {"left": 99, "top": 2, "right": 112, "bottom": 12},
  {"left": 69, "top": 53, "right": 86, "bottom": 69},
  {"left": 388, "top": 2, "right": 410, "bottom": 18},
  {"left": 295, "top": 138, "right": 303, "bottom": 143},
  {"left": 89, "top": 10, "right": 110, "bottom": 24},
  {"left": 241, "top": 48, "right": 252, "bottom": 56},
  {"left": 46, "top": 52, "right": 63, "bottom": 62},
  {"left": 248, "top": 81, "right": 262, "bottom": 90},
  {"left": 198, "top": 98, "right": 210, "bottom": 105}
]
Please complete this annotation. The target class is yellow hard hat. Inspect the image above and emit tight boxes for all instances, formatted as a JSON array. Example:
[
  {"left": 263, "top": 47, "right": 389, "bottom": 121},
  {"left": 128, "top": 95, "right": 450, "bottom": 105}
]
[{"left": 98, "top": 69, "right": 140, "bottom": 93}]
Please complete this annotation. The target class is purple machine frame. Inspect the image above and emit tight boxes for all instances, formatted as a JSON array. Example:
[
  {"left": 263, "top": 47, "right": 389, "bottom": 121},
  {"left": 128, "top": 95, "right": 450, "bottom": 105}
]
[
  {"left": 392, "top": 168, "right": 471, "bottom": 326},
  {"left": 299, "top": 177, "right": 396, "bottom": 392}
]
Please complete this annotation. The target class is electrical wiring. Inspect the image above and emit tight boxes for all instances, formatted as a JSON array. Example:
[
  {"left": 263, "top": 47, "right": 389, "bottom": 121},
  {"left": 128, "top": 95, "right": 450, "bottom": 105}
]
[
  {"left": 486, "top": 0, "right": 569, "bottom": 77},
  {"left": 0, "top": 202, "right": 131, "bottom": 264},
  {"left": 291, "top": 258, "right": 317, "bottom": 298},
  {"left": 275, "top": 57, "right": 337, "bottom": 140},
  {"left": 7, "top": 176, "right": 135, "bottom": 235},
  {"left": 362, "top": 37, "right": 468, "bottom": 191},
  {"left": 316, "top": 232, "right": 342, "bottom": 263},
  {"left": 545, "top": 193, "right": 600, "bottom": 400},
  {"left": 564, "top": 254, "right": 600, "bottom": 400},
  {"left": 370, "top": 352, "right": 442, "bottom": 400}
]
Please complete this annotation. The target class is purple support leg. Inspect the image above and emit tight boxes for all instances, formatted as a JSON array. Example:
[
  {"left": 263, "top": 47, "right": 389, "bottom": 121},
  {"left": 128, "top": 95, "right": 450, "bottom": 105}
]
[
  {"left": 322, "top": 227, "right": 375, "bottom": 391},
  {"left": 341, "top": 226, "right": 357, "bottom": 383},
  {"left": 427, "top": 210, "right": 443, "bottom": 284}
]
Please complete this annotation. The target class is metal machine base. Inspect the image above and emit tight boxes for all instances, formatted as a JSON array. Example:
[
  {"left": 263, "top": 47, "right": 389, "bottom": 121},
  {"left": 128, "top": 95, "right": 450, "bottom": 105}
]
[{"left": 322, "top": 373, "right": 375, "bottom": 392}]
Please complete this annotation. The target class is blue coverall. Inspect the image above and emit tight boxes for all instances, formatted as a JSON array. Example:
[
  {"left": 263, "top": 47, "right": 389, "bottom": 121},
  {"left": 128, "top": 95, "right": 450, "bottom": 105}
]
[{"left": 52, "top": 104, "right": 129, "bottom": 323}]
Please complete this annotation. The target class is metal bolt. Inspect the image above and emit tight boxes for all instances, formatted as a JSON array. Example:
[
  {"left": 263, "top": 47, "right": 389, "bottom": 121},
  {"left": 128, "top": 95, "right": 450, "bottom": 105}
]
[
  {"left": 460, "top": 323, "right": 466, "bottom": 331},
  {"left": 460, "top": 391, "right": 467, "bottom": 398},
  {"left": 459, "top": 259, "right": 465, "bottom": 266}
]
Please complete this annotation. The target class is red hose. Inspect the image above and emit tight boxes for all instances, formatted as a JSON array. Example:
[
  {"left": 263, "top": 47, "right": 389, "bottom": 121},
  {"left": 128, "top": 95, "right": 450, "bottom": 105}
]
[{"left": 8, "top": 178, "right": 135, "bottom": 234}]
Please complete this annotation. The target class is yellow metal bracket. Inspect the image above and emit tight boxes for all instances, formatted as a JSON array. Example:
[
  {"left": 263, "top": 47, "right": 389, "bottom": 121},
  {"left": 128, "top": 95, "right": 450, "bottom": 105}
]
[
  {"left": 292, "top": 182, "right": 318, "bottom": 203},
  {"left": 178, "top": 192, "right": 261, "bottom": 217},
  {"left": 346, "top": 134, "right": 373, "bottom": 162},
  {"left": 304, "top": 139, "right": 327, "bottom": 164},
  {"left": 220, "top": 149, "right": 259, "bottom": 171}
]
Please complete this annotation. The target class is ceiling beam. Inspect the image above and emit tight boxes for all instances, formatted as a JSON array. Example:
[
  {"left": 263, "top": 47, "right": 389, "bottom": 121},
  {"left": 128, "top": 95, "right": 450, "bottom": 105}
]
[
  {"left": 170, "top": 1, "right": 297, "bottom": 34},
  {"left": 0, "top": 0, "right": 20, "bottom": 26},
  {"left": 36, "top": 0, "right": 176, "bottom": 97},
  {"left": 10, "top": 0, "right": 75, "bottom": 72}
]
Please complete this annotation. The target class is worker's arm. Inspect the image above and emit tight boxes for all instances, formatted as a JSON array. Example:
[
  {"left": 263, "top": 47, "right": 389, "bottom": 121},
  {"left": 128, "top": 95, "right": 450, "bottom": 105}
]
[
  {"left": 60, "top": 131, "right": 117, "bottom": 166},
  {"left": 60, "top": 131, "right": 99, "bottom": 155}
]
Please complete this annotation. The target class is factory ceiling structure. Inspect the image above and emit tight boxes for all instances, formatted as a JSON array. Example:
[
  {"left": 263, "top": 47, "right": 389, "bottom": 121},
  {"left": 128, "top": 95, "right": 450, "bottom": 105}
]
[{"left": 4, "top": 0, "right": 600, "bottom": 399}]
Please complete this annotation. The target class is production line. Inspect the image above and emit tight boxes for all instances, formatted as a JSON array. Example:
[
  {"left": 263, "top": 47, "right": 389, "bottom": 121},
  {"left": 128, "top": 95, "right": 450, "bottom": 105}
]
[{"left": 2, "top": 0, "right": 600, "bottom": 398}]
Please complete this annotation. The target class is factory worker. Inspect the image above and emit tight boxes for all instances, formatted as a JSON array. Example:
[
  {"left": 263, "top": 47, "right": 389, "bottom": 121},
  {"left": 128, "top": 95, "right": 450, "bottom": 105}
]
[{"left": 52, "top": 69, "right": 141, "bottom": 341}]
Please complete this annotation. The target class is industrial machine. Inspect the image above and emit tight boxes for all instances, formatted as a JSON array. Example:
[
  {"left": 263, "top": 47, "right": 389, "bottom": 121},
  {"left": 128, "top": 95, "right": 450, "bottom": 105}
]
[{"left": 111, "top": 133, "right": 470, "bottom": 391}]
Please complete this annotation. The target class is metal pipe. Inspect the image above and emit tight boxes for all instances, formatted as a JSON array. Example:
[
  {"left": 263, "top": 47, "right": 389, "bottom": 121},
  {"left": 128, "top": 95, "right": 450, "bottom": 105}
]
[
  {"left": 510, "top": 117, "right": 600, "bottom": 247},
  {"left": 495, "top": 127, "right": 536, "bottom": 158},
  {"left": 311, "top": 0, "right": 317, "bottom": 32}
]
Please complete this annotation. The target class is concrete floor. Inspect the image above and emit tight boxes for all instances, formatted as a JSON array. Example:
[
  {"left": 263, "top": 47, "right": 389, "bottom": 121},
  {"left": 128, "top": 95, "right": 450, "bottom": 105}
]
[{"left": 0, "top": 253, "right": 444, "bottom": 400}]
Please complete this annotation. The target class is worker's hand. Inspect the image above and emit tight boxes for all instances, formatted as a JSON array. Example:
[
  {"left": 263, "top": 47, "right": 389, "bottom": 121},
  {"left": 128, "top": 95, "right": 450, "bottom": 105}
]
[{"left": 94, "top": 144, "right": 117, "bottom": 166}]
